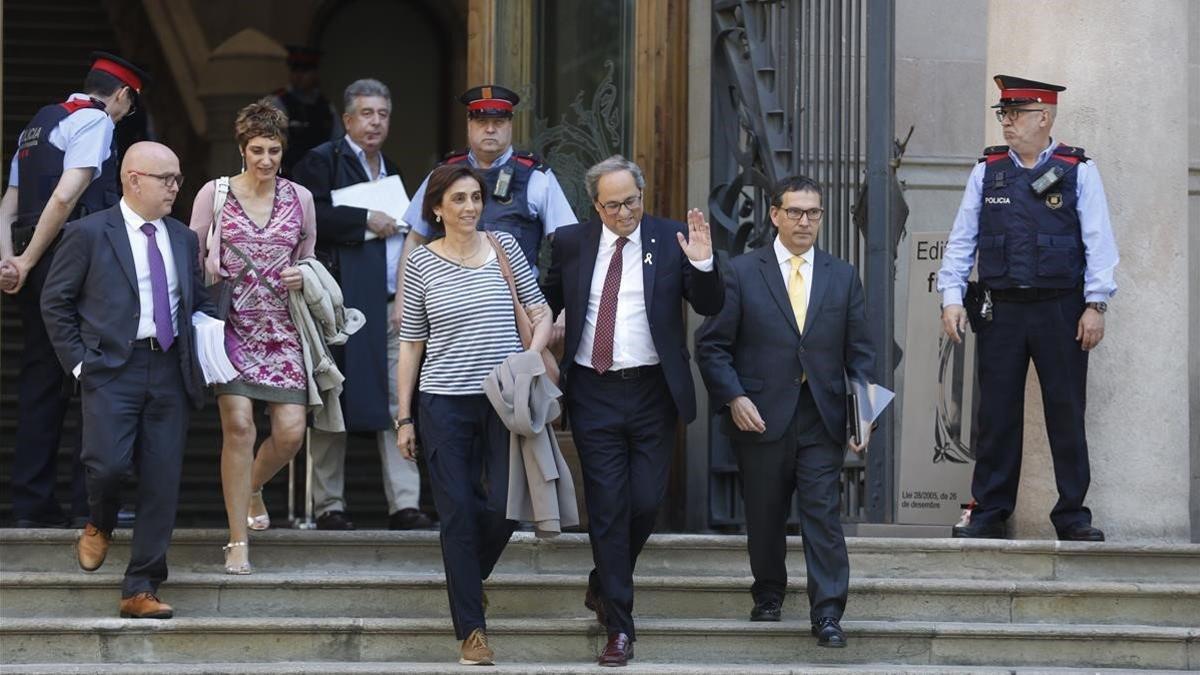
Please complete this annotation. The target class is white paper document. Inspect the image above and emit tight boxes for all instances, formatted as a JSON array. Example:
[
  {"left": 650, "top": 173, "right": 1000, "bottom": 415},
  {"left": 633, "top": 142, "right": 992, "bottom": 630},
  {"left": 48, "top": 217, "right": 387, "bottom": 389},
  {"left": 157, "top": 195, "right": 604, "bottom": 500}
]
[
  {"left": 851, "top": 379, "right": 895, "bottom": 425},
  {"left": 192, "top": 312, "right": 238, "bottom": 385},
  {"left": 331, "top": 175, "right": 410, "bottom": 240}
]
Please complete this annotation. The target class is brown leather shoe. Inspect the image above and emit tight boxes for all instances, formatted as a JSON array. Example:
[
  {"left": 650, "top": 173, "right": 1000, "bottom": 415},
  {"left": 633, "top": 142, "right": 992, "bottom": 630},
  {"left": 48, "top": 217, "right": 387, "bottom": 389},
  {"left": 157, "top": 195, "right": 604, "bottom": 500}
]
[
  {"left": 598, "top": 632, "right": 634, "bottom": 667},
  {"left": 458, "top": 627, "right": 494, "bottom": 666},
  {"left": 76, "top": 523, "right": 111, "bottom": 572},
  {"left": 119, "top": 592, "right": 174, "bottom": 619}
]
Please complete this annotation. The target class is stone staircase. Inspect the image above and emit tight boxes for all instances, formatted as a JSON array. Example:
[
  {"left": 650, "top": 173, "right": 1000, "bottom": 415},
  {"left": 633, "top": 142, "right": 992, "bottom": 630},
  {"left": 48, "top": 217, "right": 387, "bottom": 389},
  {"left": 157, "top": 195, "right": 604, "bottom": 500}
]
[{"left": 1, "top": 530, "right": 1198, "bottom": 673}]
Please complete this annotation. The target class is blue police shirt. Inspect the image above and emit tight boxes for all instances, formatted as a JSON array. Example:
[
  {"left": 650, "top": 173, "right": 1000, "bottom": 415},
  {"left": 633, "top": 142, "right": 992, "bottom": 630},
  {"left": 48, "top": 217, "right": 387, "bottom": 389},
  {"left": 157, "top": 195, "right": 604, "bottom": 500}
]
[
  {"left": 402, "top": 146, "right": 576, "bottom": 240},
  {"left": 937, "top": 137, "right": 1119, "bottom": 306},
  {"left": 7, "top": 93, "right": 114, "bottom": 188}
]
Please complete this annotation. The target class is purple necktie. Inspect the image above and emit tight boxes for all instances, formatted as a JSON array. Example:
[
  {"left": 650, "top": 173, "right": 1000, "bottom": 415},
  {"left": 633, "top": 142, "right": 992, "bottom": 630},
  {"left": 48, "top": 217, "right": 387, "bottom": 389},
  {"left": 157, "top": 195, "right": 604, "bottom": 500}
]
[{"left": 140, "top": 223, "right": 174, "bottom": 351}]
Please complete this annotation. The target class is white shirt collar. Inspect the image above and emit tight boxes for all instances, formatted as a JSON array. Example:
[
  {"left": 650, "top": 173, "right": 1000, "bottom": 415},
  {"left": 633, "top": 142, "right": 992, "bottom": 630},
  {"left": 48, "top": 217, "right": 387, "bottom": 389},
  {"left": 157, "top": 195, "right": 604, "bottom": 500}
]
[
  {"left": 600, "top": 221, "right": 642, "bottom": 248},
  {"left": 343, "top": 135, "right": 387, "bottom": 178},
  {"left": 119, "top": 198, "right": 164, "bottom": 232},
  {"left": 773, "top": 236, "right": 815, "bottom": 268},
  {"left": 468, "top": 146, "right": 514, "bottom": 168}
]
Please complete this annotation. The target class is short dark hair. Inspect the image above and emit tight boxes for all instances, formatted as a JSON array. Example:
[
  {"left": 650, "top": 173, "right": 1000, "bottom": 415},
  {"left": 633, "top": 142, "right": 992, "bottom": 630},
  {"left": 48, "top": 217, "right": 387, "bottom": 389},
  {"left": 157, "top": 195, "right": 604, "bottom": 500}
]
[
  {"left": 235, "top": 99, "right": 289, "bottom": 150},
  {"left": 770, "top": 175, "right": 823, "bottom": 207},
  {"left": 83, "top": 69, "right": 126, "bottom": 98},
  {"left": 421, "top": 163, "right": 488, "bottom": 236}
]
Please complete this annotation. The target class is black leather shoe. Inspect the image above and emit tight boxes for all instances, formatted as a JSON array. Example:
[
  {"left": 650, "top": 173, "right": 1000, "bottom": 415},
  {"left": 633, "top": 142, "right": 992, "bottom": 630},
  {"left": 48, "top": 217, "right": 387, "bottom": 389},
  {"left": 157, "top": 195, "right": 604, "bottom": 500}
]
[
  {"left": 750, "top": 599, "right": 781, "bottom": 622},
  {"left": 584, "top": 585, "right": 607, "bottom": 627},
  {"left": 388, "top": 508, "right": 433, "bottom": 530},
  {"left": 1057, "top": 523, "right": 1105, "bottom": 541},
  {"left": 316, "top": 510, "right": 356, "bottom": 530},
  {"left": 811, "top": 617, "right": 846, "bottom": 648},
  {"left": 598, "top": 632, "right": 634, "bottom": 667},
  {"left": 952, "top": 519, "right": 1006, "bottom": 539}
]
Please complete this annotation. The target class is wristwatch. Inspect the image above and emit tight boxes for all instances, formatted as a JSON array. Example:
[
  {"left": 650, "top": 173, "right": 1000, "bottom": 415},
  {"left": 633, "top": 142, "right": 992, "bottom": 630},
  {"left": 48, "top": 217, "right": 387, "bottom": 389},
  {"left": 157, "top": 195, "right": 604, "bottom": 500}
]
[
  {"left": 393, "top": 417, "right": 414, "bottom": 432},
  {"left": 1085, "top": 302, "right": 1108, "bottom": 314}
]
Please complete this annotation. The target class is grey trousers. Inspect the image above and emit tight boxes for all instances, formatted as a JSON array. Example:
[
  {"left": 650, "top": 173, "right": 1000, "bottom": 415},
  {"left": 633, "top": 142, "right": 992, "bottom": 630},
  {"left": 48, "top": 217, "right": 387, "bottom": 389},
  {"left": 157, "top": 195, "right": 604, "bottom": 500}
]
[{"left": 308, "top": 303, "right": 420, "bottom": 515}]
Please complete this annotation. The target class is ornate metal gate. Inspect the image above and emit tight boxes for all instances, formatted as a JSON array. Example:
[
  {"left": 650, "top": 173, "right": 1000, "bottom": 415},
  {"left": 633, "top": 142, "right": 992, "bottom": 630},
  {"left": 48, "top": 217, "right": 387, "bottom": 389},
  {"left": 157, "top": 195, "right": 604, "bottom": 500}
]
[{"left": 707, "top": 0, "right": 900, "bottom": 527}]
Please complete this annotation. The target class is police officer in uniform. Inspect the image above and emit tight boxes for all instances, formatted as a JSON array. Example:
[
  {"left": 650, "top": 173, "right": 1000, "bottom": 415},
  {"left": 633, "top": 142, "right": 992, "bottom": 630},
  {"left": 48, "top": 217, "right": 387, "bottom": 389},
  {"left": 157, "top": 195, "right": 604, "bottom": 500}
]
[
  {"left": 0, "top": 52, "right": 149, "bottom": 528},
  {"left": 937, "top": 75, "right": 1119, "bottom": 541},
  {"left": 400, "top": 85, "right": 575, "bottom": 275},
  {"left": 270, "top": 46, "right": 343, "bottom": 177}
]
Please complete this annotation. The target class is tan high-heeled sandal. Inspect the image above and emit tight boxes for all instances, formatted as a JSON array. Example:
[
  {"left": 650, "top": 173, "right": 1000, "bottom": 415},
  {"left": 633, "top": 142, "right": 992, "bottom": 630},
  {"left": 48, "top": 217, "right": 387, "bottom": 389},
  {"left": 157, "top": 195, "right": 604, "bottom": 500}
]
[
  {"left": 247, "top": 489, "right": 270, "bottom": 531},
  {"left": 223, "top": 541, "right": 251, "bottom": 575}
]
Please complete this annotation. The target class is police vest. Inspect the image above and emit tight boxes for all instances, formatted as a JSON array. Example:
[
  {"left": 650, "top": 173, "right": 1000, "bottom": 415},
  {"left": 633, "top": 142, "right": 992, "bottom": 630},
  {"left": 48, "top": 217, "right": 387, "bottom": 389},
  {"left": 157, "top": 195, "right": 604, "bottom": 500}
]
[
  {"left": 442, "top": 149, "right": 545, "bottom": 269},
  {"left": 279, "top": 89, "right": 335, "bottom": 174},
  {"left": 15, "top": 99, "right": 119, "bottom": 229},
  {"left": 977, "top": 143, "right": 1087, "bottom": 290}
]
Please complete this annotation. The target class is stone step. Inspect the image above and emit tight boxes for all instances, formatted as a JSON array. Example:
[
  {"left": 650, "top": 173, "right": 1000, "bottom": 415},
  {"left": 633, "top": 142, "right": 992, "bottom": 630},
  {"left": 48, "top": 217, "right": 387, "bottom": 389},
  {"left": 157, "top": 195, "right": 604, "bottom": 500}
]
[
  {"left": 6, "top": 662, "right": 1195, "bottom": 675},
  {"left": 5, "top": 530, "right": 1199, "bottom": 582},
  {"left": 2, "top": 617, "right": 1196, "bottom": 670},
  {"left": 3, "top": 571, "right": 1198, "bottom": 628}
]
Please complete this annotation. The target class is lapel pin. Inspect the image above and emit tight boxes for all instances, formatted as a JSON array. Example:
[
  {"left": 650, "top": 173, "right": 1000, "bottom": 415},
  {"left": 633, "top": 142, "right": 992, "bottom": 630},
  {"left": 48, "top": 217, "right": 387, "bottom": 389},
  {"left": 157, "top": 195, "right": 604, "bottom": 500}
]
[{"left": 644, "top": 252, "right": 653, "bottom": 265}]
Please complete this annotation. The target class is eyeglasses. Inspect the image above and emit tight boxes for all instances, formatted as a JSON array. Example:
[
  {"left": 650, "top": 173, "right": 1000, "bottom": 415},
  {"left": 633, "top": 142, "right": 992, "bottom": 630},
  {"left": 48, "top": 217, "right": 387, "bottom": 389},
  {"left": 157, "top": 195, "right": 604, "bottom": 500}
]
[
  {"left": 778, "top": 207, "right": 824, "bottom": 222},
  {"left": 598, "top": 193, "right": 642, "bottom": 216},
  {"left": 994, "top": 108, "right": 1045, "bottom": 123},
  {"left": 128, "top": 171, "right": 185, "bottom": 189}
]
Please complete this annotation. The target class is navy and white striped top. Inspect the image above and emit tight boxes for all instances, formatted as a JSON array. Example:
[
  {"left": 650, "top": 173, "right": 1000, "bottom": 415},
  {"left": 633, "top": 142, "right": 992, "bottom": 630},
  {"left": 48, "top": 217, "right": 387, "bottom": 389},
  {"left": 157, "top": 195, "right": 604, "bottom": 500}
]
[{"left": 400, "top": 231, "right": 545, "bottom": 395}]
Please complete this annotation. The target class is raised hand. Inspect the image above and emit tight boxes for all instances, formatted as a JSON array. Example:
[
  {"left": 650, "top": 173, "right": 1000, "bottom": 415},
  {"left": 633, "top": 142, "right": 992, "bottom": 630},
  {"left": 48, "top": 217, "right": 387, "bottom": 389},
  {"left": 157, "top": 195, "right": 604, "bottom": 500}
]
[{"left": 677, "top": 208, "right": 713, "bottom": 262}]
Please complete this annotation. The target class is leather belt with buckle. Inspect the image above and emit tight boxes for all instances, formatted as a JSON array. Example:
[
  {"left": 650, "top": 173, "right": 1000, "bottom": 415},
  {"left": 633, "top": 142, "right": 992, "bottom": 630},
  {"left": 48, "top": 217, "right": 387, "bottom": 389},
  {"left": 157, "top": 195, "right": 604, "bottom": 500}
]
[
  {"left": 132, "top": 337, "right": 167, "bottom": 351},
  {"left": 598, "top": 364, "right": 661, "bottom": 380}
]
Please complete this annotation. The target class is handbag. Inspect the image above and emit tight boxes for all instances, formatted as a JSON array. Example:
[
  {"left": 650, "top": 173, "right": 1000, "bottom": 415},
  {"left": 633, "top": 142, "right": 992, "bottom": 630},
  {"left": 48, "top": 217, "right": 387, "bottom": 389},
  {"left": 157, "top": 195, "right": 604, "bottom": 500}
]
[{"left": 485, "top": 232, "right": 560, "bottom": 387}]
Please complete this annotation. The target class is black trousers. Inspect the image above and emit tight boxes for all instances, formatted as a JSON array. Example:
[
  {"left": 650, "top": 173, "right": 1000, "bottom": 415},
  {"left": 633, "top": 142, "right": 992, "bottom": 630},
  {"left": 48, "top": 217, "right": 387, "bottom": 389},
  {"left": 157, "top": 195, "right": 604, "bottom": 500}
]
[
  {"left": 971, "top": 292, "right": 1092, "bottom": 531},
  {"left": 81, "top": 345, "right": 187, "bottom": 597},
  {"left": 418, "top": 392, "right": 517, "bottom": 640},
  {"left": 734, "top": 383, "right": 848, "bottom": 622},
  {"left": 11, "top": 248, "right": 87, "bottom": 523},
  {"left": 566, "top": 364, "right": 677, "bottom": 640}
]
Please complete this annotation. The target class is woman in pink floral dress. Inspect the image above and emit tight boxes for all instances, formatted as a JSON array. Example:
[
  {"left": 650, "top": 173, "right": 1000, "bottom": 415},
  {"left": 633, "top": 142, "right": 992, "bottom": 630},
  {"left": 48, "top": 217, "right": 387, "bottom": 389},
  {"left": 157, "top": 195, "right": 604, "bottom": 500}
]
[{"left": 190, "top": 101, "right": 316, "bottom": 574}]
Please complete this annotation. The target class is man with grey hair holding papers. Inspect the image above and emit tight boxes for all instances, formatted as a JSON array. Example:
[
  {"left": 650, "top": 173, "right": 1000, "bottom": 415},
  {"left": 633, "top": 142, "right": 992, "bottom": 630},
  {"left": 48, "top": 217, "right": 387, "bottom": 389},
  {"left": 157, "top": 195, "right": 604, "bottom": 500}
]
[{"left": 292, "top": 78, "right": 429, "bottom": 531}]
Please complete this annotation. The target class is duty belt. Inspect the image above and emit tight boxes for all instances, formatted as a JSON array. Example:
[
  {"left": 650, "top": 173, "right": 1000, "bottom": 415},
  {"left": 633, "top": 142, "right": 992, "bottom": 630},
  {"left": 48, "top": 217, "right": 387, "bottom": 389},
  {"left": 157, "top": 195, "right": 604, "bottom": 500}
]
[{"left": 988, "top": 286, "right": 1078, "bottom": 303}]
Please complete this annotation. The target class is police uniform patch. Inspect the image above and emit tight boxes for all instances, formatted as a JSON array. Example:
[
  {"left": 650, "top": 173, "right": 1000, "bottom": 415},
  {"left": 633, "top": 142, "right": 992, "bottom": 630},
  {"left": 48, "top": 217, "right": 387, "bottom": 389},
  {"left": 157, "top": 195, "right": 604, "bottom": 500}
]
[{"left": 1045, "top": 193, "right": 1063, "bottom": 209}]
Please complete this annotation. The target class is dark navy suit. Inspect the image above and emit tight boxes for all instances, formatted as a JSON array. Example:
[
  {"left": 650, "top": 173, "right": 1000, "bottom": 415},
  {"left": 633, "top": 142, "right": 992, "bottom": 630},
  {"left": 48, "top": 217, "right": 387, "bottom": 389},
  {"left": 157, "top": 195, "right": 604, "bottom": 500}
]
[
  {"left": 696, "top": 244, "right": 873, "bottom": 622},
  {"left": 541, "top": 215, "right": 723, "bottom": 639},
  {"left": 41, "top": 205, "right": 213, "bottom": 597}
]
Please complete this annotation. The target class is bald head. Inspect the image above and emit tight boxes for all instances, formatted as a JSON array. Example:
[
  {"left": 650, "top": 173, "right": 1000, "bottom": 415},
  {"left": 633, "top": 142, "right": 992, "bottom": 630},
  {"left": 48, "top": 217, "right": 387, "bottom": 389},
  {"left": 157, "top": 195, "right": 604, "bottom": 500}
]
[{"left": 121, "top": 141, "right": 182, "bottom": 221}]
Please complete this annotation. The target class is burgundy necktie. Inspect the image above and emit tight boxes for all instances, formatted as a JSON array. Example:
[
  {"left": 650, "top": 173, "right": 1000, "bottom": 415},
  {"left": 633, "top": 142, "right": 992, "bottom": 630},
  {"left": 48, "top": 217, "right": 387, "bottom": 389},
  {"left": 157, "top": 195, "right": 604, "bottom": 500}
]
[
  {"left": 591, "top": 236, "right": 628, "bottom": 373},
  {"left": 140, "top": 223, "right": 174, "bottom": 351}
]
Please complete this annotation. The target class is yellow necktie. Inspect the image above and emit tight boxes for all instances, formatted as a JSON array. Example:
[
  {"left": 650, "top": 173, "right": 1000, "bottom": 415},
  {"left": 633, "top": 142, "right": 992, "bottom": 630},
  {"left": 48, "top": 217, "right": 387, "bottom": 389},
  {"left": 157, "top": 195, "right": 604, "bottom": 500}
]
[{"left": 788, "top": 255, "right": 807, "bottom": 333}]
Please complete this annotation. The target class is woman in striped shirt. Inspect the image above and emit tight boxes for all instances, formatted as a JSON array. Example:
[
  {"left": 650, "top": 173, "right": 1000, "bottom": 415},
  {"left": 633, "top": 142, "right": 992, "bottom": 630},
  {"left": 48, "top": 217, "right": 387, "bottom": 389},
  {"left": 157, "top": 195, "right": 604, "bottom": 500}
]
[{"left": 395, "top": 163, "right": 551, "bottom": 666}]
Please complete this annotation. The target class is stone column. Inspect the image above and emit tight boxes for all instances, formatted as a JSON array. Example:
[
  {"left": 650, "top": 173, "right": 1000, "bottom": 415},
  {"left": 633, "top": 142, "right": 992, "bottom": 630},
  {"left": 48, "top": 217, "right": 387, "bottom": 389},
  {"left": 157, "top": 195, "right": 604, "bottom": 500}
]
[
  {"left": 985, "top": 0, "right": 1192, "bottom": 541},
  {"left": 196, "top": 29, "right": 289, "bottom": 179}
]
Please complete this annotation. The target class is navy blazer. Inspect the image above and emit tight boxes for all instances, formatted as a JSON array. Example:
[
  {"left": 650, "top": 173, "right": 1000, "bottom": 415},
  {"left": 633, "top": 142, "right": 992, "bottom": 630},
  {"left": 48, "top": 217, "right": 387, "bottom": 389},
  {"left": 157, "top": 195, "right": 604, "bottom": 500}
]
[
  {"left": 291, "top": 137, "right": 402, "bottom": 431},
  {"left": 695, "top": 245, "right": 874, "bottom": 443},
  {"left": 40, "top": 205, "right": 216, "bottom": 409},
  {"left": 541, "top": 215, "right": 724, "bottom": 424}
]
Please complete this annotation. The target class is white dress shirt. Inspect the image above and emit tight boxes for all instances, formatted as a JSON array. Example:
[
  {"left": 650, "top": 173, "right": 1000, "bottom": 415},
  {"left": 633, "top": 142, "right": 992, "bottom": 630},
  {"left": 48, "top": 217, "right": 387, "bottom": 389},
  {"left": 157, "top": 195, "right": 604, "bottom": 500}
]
[
  {"left": 76, "top": 200, "right": 181, "bottom": 377},
  {"left": 120, "top": 198, "right": 180, "bottom": 340},
  {"left": 774, "top": 236, "right": 815, "bottom": 318},
  {"left": 343, "top": 135, "right": 405, "bottom": 295},
  {"left": 575, "top": 222, "right": 715, "bottom": 370}
]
